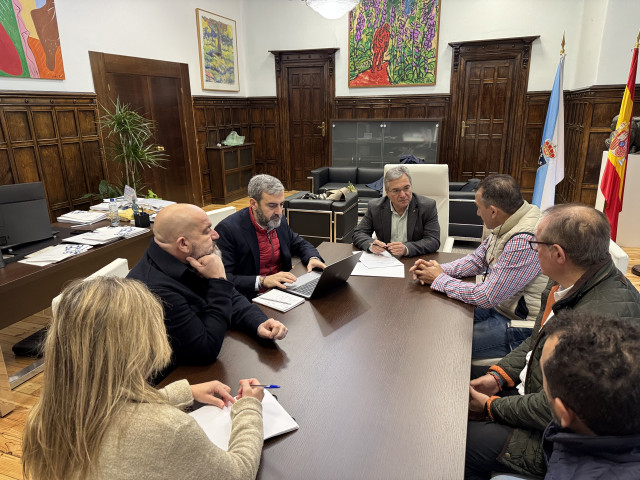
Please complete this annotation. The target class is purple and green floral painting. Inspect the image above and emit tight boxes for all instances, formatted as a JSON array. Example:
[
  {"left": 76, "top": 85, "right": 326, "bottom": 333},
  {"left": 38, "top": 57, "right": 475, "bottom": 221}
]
[{"left": 349, "top": 0, "right": 440, "bottom": 87}]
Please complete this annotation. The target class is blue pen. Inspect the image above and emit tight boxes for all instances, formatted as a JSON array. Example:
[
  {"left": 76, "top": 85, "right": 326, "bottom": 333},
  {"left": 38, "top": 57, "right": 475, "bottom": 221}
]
[{"left": 253, "top": 384, "right": 280, "bottom": 389}]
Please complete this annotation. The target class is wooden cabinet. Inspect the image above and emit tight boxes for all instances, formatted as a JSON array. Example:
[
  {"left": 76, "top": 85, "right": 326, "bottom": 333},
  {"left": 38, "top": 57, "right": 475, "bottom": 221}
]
[
  {"left": 331, "top": 119, "right": 440, "bottom": 168},
  {"left": 206, "top": 143, "right": 255, "bottom": 204}
]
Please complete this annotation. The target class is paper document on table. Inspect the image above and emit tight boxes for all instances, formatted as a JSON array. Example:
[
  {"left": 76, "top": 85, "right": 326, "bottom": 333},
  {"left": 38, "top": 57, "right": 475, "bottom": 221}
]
[
  {"left": 189, "top": 390, "right": 299, "bottom": 451},
  {"left": 359, "top": 251, "right": 403, "bottom": 269},
  {"left": 351, "top": 251, "right": 405, "bottom": 278},
  {"left": 18, "top": 244, "right": 93, "bottom": 266},
  {"left": 252, "top": 289, "right": 305, "bottom": 312}
]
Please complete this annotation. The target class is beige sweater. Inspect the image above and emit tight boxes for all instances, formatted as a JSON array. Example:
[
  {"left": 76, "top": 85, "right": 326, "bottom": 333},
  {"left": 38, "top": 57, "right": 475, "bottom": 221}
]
[{"left": 97, "top": 380, "right": 263, "bottom": 480}]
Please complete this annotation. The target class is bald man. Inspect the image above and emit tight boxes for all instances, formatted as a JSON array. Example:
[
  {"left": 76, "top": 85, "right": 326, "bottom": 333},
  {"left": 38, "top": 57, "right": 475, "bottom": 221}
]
[{"left": 128, "top": 204, "right": 287, "bottom": 375}]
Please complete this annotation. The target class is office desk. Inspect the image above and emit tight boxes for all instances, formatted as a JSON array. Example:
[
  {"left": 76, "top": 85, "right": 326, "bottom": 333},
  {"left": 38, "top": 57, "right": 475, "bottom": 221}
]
[
  {"left": 161, "top": 243, "right": 474, "bottom": 479},
  {"left": 0, "top": 222, "right": 153, "bottom": 329},
  {"left": 0, "top": 222, "right": 153, "bottom": 415}
]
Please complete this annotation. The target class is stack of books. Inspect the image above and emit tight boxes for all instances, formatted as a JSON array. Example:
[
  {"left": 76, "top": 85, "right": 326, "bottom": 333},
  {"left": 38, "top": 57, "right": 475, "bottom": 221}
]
[{"left": 57, "top": 210, "right": 108, "bottom": 225}]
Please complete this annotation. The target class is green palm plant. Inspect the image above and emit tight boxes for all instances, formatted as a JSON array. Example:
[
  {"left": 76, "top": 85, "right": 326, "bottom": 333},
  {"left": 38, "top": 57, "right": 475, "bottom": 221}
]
[{"left": 99, "top": 98, "right": 168, "bottom": 194}]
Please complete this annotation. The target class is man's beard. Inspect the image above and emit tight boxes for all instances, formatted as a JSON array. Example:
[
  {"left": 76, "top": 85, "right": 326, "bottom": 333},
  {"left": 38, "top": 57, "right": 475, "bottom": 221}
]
[
  {"left": 191, "top": 242, "right": 222, "bottom": 260},
  {"left": 255, "top": 207, "right": 281, "bottom": 231}
]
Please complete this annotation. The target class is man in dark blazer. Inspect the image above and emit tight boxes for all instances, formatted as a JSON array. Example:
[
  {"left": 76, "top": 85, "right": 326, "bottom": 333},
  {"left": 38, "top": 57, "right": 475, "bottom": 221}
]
[
  {"left": 352, "top": 165, "right": 440, "bottom": 256},
  {"left": 216, "top": 174, "right": 325, "bottom": 298}
]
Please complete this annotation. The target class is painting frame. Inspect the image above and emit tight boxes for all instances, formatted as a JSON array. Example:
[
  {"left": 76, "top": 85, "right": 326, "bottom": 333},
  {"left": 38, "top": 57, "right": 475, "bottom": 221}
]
[
  {"left": 195, "top": 8, "right": 240, "bottom": 92},
  {"left": 0, "top": 0, "right": 66, "bottom": 79},
  {"left": 348, "top": 0, "right": 441, "bottom": 88}
]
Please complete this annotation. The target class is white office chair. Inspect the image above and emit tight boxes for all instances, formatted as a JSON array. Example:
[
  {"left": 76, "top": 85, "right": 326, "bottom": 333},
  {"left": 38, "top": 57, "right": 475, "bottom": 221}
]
[
  {"left": 383, "top": 164, "right": 454, "bottom": 252},
  {"left": 206, "top": 206, "right": 236, "bottom": 228},
  {"left": 51, "top": 258, "right": 130, "bottom": 314}
]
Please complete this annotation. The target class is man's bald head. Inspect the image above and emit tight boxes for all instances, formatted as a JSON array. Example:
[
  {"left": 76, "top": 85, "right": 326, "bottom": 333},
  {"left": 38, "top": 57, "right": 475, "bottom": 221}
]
[{"left": 154, "top": 204, "right": 217, "bottom": 261}]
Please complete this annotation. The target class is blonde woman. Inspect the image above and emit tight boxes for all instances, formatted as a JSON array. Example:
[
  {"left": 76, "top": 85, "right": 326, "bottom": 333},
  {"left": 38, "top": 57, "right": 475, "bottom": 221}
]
[{"left": 22, "top": 277, "right": 264, "bottom": 480}]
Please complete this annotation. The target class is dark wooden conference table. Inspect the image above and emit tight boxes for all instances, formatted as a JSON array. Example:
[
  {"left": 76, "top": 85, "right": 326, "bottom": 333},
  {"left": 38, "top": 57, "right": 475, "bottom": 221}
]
[{"left": 161, "top": 242, "right": 474, "bottom": 479}]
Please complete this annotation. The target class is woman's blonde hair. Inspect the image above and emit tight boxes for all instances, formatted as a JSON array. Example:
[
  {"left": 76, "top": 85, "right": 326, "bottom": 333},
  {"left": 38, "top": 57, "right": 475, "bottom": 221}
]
[{"left": 22, "top": 277, "right": 173, "bottom": 479}]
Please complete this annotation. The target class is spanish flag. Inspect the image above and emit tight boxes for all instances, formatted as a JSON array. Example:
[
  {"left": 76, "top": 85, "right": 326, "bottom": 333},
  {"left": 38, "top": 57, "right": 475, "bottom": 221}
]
[{"left": 600, "top": 35, "right": 639, "bottom": 241}]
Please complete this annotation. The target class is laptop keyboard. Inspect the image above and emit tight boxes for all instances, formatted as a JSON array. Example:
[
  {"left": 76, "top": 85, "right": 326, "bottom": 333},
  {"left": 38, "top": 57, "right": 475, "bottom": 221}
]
[{"left": 291, "top": 277, "right": 320, "bottom": 296}]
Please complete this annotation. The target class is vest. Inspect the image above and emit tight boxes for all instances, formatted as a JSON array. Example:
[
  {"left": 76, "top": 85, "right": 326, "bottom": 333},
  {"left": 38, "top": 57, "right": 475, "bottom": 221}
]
[{"left": 484, "top": 201, "right": 549, "bottom": 324}]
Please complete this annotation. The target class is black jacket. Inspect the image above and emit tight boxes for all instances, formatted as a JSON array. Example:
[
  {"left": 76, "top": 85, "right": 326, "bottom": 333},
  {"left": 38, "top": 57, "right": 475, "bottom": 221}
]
[
  {"left": 543, "top": 422, "right": 640, "bottom": 479},
  {"left": 215, "top": 207, "right": 322, "bottom": 298},
  {"left": 128, "top": 241, "right": 266, "bottom": 368}
]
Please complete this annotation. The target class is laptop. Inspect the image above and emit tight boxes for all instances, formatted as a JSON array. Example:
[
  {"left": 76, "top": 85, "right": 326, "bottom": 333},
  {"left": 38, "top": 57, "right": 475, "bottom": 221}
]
[{"left": 284, "top": 251, "right": 363, "bottom": 299}]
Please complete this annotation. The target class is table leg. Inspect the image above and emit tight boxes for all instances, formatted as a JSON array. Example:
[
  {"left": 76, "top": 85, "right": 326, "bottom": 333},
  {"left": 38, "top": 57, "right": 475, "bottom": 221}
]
[{"left": 0, "top": 346, "right": 15, "bottom": 416}]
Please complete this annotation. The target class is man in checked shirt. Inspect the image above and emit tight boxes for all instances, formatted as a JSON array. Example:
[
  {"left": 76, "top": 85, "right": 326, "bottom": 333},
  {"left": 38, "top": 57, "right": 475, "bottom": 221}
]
[{"left": 410, "top": 174, "right": 548, "bottom": 359}]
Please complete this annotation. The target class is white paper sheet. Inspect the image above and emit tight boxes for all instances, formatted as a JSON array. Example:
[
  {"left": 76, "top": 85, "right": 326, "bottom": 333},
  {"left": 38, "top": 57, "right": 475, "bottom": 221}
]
[
  {"left": 351, "top": 261, "right": 405, "bottom": 278},
  {"left": 189, "top": 390, "right": 299, "bottom": 451}
]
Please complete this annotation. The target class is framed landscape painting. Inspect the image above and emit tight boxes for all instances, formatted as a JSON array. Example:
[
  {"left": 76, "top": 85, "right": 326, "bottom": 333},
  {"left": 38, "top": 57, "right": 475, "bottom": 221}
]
[
  {"left": 348, "top": 0, "right": 440, "bottom": 88},
  {"left": 196, "top": 9, "right": 239, "bottom": 91}
]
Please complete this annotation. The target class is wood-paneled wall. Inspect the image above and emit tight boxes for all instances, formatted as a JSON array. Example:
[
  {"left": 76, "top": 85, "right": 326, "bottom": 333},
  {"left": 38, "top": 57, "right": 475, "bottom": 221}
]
[
  {"left": 561, "top": 85, "right": 640, "bottom": 206},
  {"left": 0, "top": 91, "right": 106, "bottom": 221},
  {"left": 2, "top": 86, "right": 636, "bottom": 213},
  {"left": 192, "top": 96, "right": 279, "bottom": 205}
]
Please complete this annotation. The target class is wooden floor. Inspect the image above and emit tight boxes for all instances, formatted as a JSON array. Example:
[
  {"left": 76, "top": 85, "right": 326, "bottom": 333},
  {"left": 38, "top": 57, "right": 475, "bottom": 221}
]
[{"left": 0, "top": 198, "right": 638, "bottom": 479}]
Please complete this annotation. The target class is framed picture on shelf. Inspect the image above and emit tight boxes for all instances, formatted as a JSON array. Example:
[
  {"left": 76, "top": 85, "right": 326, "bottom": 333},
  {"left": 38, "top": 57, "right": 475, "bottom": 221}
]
[{"left": 195, "top": 8, "right": 240, "bottom": 91}]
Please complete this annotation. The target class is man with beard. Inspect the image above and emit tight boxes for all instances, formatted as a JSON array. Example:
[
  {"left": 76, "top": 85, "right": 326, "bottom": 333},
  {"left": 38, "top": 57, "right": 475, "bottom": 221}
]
[
  {"left": 128, "top": 203, "right": 288, "bottom": 379},
  {"left": 216, "top": 174, "right": 325, "bottom": 299}
]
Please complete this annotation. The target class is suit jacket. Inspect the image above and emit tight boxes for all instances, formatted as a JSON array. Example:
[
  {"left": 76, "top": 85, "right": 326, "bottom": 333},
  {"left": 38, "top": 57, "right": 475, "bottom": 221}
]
[
  {"left": 127, "top": 241, "right": 266, "bottom": 369},
  {"left": 352, "top": 194, "right": 440, "bottom": 256},
  {"left": 215, "top": 207, "right": 322, "bottom": 297}
]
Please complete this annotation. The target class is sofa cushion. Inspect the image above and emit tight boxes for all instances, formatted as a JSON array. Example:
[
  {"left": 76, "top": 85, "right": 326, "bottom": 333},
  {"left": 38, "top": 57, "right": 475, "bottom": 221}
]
[
  {"left": 357, "top": 167, "right": 384, "bottom": 184},
  {"left": 328, "top": 167, "right": 358, "bottom": 183},
  {"left": 355, "top": 185, "right": 381, "bottom": 198}
]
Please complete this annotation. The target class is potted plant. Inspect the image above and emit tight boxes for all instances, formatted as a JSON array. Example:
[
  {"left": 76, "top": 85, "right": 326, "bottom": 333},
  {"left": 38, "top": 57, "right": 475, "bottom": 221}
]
[{"left": 98, "top": 98, "right": 168, "bottom": 196}]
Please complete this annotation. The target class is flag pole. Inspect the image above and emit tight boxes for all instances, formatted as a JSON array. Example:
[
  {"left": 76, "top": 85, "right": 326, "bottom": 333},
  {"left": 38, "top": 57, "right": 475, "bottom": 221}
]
[{"left": 631, "top": 31, "right": 640, "bottom": 277}]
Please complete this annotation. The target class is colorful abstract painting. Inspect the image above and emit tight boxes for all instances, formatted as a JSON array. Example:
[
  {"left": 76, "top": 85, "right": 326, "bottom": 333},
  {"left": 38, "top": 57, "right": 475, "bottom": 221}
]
[
  {"left": 349, "top": 0, "right": 440, "bottom": 87},
  {"left": 196, "top": 9, "right": 239, "bottom": 91},
  {"left": 0, "top": 0, "right": 65, "bottom": 79}
]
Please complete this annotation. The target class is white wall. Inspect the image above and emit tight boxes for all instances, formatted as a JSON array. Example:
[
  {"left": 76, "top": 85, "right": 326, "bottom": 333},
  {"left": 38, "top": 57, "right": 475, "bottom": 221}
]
[
  {"left": 595, "top": 0, "right": 640, "bottom": 86},
  {"left": 0, "top": 0, "right": 248, "bottom": 95},
  {"left": 0, "top": 0, "right": 638, "bottom": 96}
]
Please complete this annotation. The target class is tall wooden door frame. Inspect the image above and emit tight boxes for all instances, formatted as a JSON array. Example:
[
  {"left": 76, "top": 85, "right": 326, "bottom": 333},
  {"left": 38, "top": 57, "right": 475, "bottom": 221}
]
[
  {"left": 89, "top": 51, "right": 202, "bottom": 205},
  {"left": 271, "top": 48, "right": 337, "bottom": 189},
  {"left": 447, "top": 36, "right": 538, "bottom": 182}
]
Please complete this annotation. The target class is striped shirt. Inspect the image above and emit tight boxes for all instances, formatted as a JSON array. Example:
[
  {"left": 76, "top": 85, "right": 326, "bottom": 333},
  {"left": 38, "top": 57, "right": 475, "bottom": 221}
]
[{"left": 430, "top": 234, "right": 541, "bottom": 308}]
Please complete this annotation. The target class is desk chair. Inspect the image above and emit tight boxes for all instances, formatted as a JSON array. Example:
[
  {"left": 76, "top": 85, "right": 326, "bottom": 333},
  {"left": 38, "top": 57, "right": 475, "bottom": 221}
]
[
  {"left": 10, "top": 258, "right": 130, "bottom": 389},
  {"left": 383, "top": 164, "right": 454, "bottom": 252},
  {"left": 206, "top": 206, "right": 236, "bottom": 228}
]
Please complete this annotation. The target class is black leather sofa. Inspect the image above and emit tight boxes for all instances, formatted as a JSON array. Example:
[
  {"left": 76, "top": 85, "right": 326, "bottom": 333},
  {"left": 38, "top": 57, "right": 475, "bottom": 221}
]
[
  {"left": 449, "top": 179, "right": 483, "bottom": 240},
  {"left": 308, "top": 167, "right": 383, "bottom": 212},
  {"left": 284, "top": 191, "right": 359, "bottom": 246}
]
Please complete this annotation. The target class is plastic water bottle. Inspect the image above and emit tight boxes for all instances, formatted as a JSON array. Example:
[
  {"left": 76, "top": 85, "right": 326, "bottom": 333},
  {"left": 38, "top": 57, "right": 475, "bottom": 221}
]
[{"left": 108, "top": 198, "right": 120, "bottom": 227}]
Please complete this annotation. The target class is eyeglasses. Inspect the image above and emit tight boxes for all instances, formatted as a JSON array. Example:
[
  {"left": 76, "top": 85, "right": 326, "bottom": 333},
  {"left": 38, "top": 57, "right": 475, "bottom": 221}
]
[
  {"left": 528, "top": 238, "right": 564, "bottom": 251},
  {"left": 388, "top": 185, "right": 412, "bottom": 195}
]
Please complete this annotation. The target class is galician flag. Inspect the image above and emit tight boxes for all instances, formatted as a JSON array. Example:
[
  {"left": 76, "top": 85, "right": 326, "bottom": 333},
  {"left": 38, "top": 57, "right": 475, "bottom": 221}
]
[
  {"left": 600, "top": 35, "right": 639, "bottom": 241},
  {"left": 532, "top": 53, "right": 565, "bottom": 210}
]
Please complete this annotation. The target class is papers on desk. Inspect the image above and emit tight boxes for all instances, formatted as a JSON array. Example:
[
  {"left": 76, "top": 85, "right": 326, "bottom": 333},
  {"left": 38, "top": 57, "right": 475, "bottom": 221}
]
[
  {"left": 62, "top": 226, "right": 149, "bottom": 245},
  {"left": 189, "top": 390, "right": 299, "bottom": 451},
  {"left": 351, "top": 251, "right": 405, "bottom": 278},
  {"left": 56, "top": 210, "right": 108, "bottom": 225},
  {"left": 18, "top": 244, "right": 93, "bottom": 266},
  {"left": 252, "top": 289, "right": 305, "bottom": 312}
]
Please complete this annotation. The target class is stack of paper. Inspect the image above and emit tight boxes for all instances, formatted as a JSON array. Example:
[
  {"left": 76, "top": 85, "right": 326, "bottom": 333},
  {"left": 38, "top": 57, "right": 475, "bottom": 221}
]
[
  {"left": 63, "top": 226, "right": 149, "bottom": 245},
  {"left": 252, "top": 289, "right": 305, "bottom": 312},
  {"left": 189, "top": 390, "right": 299, "bottom": 451},
  {"left": 351, "top": 251, "right": 405, "bottom": 278},
  {"left": 18, "top": 244, "right": 93, "bottom": 266},
  {"left": 57, "top": 210, "right": 108, "bottom": 225}
]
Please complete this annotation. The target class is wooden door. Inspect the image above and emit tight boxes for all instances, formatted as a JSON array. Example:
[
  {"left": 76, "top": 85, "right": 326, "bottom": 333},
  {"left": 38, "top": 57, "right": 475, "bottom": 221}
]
[
  {"left": 448, "top": 37, "right": 537, "bottom": 183},
  {"left": 89, "top": 52, "right": 201, "bottom": 204},
  {"left": 271, "top": 49, "right": 337, "bottom": 190},
  {"left": 458, "top": 59, "right": 514, "bottom": 179}
]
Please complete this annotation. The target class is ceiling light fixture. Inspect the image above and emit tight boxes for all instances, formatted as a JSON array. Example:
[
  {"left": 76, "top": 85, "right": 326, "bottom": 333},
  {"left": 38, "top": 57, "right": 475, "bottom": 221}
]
[{"left": 305, "top": 0, "right": 361, "bottom": 20}]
